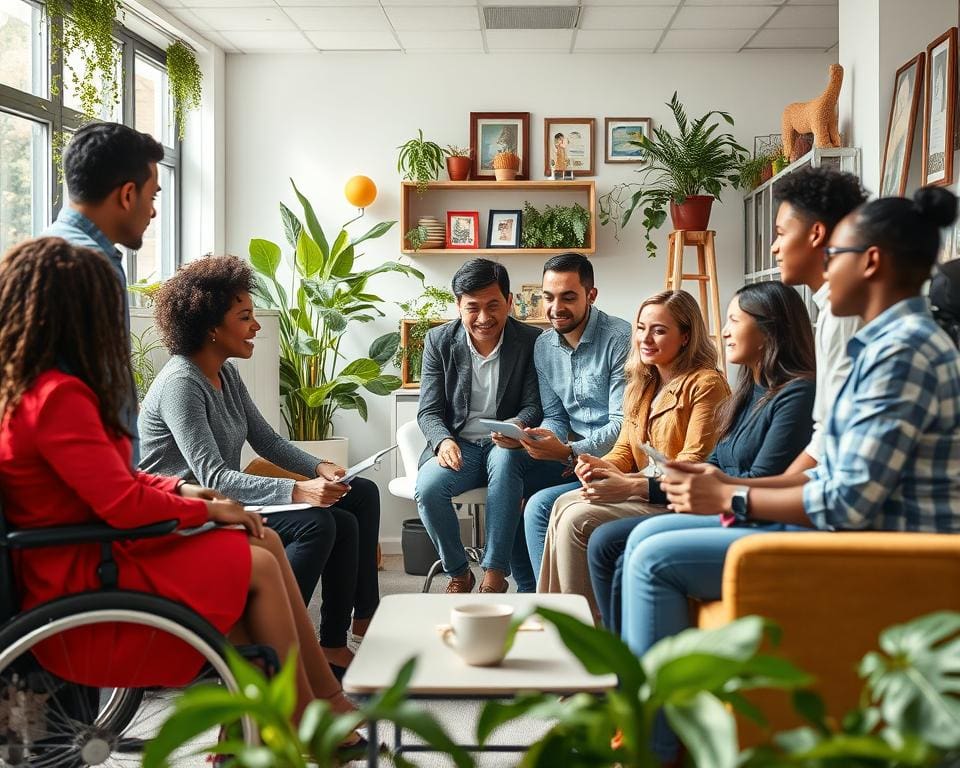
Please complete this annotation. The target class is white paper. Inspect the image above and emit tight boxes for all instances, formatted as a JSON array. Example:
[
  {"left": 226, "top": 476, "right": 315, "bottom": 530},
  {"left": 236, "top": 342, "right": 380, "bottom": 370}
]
[
  {"left": 243, "top": 503, "right": 313, "bottom": 515},
  {"left": 338, "top": 445, "right": 398, "bottom": 484}
]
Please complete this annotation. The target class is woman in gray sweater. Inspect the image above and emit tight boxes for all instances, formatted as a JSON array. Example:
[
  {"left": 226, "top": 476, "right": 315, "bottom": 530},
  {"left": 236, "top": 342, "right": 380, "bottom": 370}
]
[{"left": 138, "top": 256, "right": 379, "bottom": 675}]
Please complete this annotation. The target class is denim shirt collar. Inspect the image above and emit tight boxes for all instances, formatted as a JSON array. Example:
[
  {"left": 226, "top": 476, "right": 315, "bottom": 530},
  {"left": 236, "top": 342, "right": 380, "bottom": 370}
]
[
  {"left": 550, "top": 305, "right": 601, "bottom": 350},
  {"left": 54, "top": 207, "right": 122, "bottom": 261},
  {"left": 846, "top": 296, "right": 930, "bottom": 361}
]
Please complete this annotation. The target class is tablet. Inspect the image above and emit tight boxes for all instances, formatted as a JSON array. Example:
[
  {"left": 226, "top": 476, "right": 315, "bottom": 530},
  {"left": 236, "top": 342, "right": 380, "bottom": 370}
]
[{"left": 477, "top": 419, "right": 542, "bottom": 442}]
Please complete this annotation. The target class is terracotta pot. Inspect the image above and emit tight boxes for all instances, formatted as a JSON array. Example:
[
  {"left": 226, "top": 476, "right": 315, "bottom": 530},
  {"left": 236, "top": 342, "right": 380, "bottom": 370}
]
[
  {"left": 669, "top": 195, "right": 714, "bottom": 231},
  {"left": 446, "top": 156, "right": 471, "bottom": 181},
  {"left": 494, "top": 168, "right": 518, "bottom": 181},
  {"left": 759, "top": 162, "right": 773, "bottom": 183}
]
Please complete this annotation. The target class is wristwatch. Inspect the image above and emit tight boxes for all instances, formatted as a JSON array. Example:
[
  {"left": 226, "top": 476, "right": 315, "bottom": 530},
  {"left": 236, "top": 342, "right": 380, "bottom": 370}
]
[
  {"left": 565, "top": 444, "right": 577, "bottom": 468},
  {"left": 729, "top": 486, "right": 750, "bottom": 524}
]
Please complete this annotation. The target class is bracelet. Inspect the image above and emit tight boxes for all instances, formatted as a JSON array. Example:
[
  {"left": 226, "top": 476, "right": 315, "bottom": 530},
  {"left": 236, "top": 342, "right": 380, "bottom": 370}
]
[{"left": 318, "top": 459, "right": 336, "bottom": 466}]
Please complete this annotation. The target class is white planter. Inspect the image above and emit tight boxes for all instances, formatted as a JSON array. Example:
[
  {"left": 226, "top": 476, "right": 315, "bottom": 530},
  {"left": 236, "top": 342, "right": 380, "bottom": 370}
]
[{"left": 291, "top": 438, "right": 349, "bottom": 469}]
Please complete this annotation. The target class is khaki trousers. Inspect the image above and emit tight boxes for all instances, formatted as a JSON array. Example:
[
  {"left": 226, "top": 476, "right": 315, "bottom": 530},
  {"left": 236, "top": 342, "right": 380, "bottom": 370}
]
[{"left": 537, "top": 488, "right": 667, "bottom": 621}]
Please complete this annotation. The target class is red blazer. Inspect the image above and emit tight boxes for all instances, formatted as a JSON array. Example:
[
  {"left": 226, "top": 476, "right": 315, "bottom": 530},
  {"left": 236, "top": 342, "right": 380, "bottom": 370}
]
[{"left": 0, "top": 370, "right": 250, "bottom": 687}]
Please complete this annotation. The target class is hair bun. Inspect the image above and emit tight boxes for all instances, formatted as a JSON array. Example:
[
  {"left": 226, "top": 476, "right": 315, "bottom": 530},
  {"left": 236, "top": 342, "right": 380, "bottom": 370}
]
[{"left": 914, "top": 186, "right": 958, "bottom": 228}]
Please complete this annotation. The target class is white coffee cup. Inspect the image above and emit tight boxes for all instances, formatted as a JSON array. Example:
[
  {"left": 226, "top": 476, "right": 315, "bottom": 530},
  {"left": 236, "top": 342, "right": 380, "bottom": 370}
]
[{"left": 440, "top": 603, "right": 514, "bottom": 666}]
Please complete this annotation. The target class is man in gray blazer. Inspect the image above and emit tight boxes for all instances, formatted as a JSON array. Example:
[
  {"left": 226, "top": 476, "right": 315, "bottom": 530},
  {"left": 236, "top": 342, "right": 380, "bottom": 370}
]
[{"left": 417, "top": 259, "right": 545, "bottom": 593}]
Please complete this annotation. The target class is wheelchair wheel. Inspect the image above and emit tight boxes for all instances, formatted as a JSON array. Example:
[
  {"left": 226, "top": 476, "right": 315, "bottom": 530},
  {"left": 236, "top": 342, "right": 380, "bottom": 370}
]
[{"left": 0, "top": 591, "right": 257, "bottom": 767}]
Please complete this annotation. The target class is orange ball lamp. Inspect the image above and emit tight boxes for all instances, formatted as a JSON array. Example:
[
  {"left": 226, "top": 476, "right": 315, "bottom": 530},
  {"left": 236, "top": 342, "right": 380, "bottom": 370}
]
[{"left": 344, "top": 175, "right": 377, "bottom": 209}]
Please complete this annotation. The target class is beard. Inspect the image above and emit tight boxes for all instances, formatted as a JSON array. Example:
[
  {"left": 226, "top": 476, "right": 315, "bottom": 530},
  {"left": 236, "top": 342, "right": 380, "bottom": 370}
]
[{"left": 550, "top": 310, "right": 586, "bottom": 334}]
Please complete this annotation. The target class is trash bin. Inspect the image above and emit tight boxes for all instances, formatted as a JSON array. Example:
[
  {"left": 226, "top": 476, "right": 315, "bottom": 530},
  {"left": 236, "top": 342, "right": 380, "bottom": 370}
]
[{"left": 401, "top": 518, "right": 440, "bottom": 576}]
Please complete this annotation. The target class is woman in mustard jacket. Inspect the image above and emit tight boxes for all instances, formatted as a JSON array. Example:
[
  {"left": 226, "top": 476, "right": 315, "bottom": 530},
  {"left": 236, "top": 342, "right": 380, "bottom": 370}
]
[{"left": 536, "top": 290, "right": 730, "bottom": 618}]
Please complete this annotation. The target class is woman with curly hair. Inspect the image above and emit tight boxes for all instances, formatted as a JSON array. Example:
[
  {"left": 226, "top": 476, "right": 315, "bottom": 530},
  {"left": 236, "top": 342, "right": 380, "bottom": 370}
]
[
  {"left": 138, "top": 255, "right": 379, "bottom": 677},
  {"left": 0, "top": 237, "right": 359, "bottom": 726}
]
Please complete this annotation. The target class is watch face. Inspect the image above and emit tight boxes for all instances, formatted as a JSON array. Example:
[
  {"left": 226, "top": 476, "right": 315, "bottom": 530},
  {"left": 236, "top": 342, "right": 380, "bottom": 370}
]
[{"left": 731, "top": 491, "right": 749, "bottom": 521}]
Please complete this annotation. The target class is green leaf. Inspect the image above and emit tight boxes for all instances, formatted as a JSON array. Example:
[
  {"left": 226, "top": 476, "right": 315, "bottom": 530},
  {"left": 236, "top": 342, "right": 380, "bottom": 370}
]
[
  {"left": 330, "top": 244, "right": 355, "bottom": 278},
  {"left": 340, "top": 358, "right": 380, "bottom": 381},
  {"left": 266, "top": 647, "right": 298, "bottom": 719},
  {"left": 364, "top": 375, "right": 401, "bottom": 396},
  {"left": 351, "top": 220, "right": 396, "bottom": 247},
  {"left": 249, "top": 239, "right": 281, "bottom": 278},
  {"left": 334, "top": 392, "right": 369, "bottom": 421},
  {"left": 665, "top": 691, "right": 738, "bottom": 768},
  {"left": 295, "top": 231, "right": 324, "bottom": 278},
  {"left": 792, "top": 689, "right": 828, "bottom": 733},
  {"left": 290, "top": 178, "right": 329, "bottom": 258},
  {"left": 369, "top": 332, "right": 400, "bottom": 365},
  {"left": 279, "top": 202, "right": 303, "bottom": 251},
  {"left": 643, "top": 616, "right": 768, "bottom": 679},
  {"left": 317, "top": 307, "right": 347, "bottom": 334},
  {"left": 476, "top": 693, "right": 568, "bottom": 745}
]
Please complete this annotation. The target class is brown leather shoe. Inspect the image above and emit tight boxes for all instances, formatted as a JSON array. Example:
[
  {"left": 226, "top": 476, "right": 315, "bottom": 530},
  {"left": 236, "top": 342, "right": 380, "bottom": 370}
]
[
  {"left": 445, "top": 570, "right": 476, "bottom": 593},
  {"left": 479, "top": 570, "right": 509, "bottom": 593}
]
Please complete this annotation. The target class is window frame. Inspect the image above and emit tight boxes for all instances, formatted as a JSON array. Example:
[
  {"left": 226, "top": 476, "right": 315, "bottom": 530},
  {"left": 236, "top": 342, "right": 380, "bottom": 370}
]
[{"left": 0, "top": 0, "right": 182, "bottom": 280}]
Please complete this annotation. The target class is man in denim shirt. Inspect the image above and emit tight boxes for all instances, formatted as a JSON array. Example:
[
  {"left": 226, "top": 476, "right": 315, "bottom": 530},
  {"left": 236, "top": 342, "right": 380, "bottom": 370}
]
[
  {"left": 44, "top": 122, "right": 163, "bottom": 465},
  {"left": 518, "top": 254, "right": 631, "bottom": 589}
]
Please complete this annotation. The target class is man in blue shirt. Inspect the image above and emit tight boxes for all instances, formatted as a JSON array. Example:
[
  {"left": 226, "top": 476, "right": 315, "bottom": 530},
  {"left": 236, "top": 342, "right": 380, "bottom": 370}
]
[
  {"left": 44, "top": 122, "right": 164, "bottom": 464},
  {"left": 516, "top": 253, "right": 631, "bottom": 589}
]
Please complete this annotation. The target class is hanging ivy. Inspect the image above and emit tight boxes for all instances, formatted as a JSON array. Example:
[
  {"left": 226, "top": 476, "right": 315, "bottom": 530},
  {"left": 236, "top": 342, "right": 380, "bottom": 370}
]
[
  {"left": 166, "top": 40, "right": 202, "bottom": 140},
  {"left": 45, "top": 0, "right": 122, "bottom": 120}
]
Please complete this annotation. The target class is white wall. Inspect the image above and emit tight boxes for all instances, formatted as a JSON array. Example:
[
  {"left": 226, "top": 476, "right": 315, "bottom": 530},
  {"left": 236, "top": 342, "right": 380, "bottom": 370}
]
[{"left": 224, "top": 51, "right": 836, "bottom": 546}]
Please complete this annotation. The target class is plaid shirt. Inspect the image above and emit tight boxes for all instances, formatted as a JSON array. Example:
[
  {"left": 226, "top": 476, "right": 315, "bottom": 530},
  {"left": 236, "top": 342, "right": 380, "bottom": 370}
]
[{"left": 803, "top": 297, "right": 960, "bottom": 532}]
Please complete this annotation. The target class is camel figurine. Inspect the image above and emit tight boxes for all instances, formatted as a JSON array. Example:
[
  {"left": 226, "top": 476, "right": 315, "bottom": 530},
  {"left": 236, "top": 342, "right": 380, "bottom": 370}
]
[{"left": 781, "top": 63, "right": 843, "bottom": 160}]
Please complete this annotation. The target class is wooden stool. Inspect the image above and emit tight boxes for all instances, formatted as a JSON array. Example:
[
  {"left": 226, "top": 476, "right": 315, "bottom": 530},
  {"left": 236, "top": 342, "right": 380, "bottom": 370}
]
[{"left": 665, "top": 230, "right": 725, "bottom": 367}]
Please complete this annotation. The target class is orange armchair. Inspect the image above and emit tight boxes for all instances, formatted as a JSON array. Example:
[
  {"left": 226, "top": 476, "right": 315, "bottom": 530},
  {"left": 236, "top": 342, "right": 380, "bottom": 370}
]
[{"left": 694, "top": 532, "right": 960, "bottom": 742}]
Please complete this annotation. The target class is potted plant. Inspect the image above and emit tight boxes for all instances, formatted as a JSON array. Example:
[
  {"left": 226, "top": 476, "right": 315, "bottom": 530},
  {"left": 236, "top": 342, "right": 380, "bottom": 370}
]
[
  {"left": 394, "top": 284, "right": 455, "bottom": 386},
  {"left": 521, "top": 200, "right": 591, "bottom": 249},
  {"left": 397, "top": 129, "right": 446, "bottom": 193},
  {"left": 446, "top": 145, "right": 472, "bottom": 181},
  {"left": 599, "top": 92, "right": 749, "bottom": 256},
  {"left": 492, "top": 150, "right": 520, "bottom": 181},
  {"left": 249, "top": 178, "right": 422, "bottom": 462}
]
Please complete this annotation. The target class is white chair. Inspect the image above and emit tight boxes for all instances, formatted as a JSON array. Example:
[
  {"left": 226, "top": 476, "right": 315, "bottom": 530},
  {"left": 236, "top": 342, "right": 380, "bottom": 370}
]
[{"left": 389, "top": 420, "right": 487, "bottom": 592}]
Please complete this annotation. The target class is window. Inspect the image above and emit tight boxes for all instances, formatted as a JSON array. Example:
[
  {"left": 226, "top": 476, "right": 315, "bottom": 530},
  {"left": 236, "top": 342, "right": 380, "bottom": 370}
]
[{"left": 0, "top": 0, "right": 181, "bottom": 280}]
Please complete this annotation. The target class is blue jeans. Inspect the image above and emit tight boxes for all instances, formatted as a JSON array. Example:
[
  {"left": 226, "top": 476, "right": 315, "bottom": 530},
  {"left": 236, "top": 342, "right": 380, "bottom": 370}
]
[
  {"left": 617, "top": 514, "right": 809, "bottom": 760},
  {"left": 513, "top": 463, "right": 569, "bottom": 592},
  {"left": 524, "top": 480, "right": 582, "bottom": 584}
]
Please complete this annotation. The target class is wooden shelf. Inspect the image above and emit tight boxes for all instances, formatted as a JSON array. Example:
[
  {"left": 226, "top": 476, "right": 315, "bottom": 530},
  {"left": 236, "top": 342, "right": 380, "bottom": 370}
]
[{"left": 400, "top": 179, "right": 597, "bottom": 256}]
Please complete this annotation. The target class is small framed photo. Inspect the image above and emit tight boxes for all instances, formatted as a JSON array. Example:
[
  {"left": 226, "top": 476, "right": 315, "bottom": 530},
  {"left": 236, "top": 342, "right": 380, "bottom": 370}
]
[
  {"left": 513, "top": 283, "right": 546, "bottom": 322},
  {"left": 880, "top": 53, "right": 925, "bottom": 197},
  {"left": 923, "top": 27, "right": 957, "bottom": 187},
  {"left": 544, "top": 117, "right": 595, "bottom": 177},
  {"left": 486, "top": 209, "right": 522, "bottom": 248},
  {"left": 470, "top": 112, "right": 530, "bottom": 180},
  {"left": 605, "top": 117, "right": 653, "bottom": 164},
  {"left": 446, "top": 210, "right": 480, "bottom": 249}
]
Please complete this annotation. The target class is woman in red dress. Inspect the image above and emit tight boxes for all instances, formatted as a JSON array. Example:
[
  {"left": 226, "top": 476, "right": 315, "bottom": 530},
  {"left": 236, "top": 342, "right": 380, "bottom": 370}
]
[{"left": 0, "top": 237, "right": 354, "bottom": 723}]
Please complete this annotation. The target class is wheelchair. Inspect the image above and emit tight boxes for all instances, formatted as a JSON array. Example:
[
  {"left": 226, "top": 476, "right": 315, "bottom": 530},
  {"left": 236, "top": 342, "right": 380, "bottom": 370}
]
[{"left": 0, "top": 507, "right": 260, "bottom": 767}]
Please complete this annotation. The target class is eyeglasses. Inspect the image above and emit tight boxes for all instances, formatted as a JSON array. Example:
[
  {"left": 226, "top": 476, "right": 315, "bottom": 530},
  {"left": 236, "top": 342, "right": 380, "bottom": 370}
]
[{"left": 823, "top": 245, "right": 870, "bottom": 270}]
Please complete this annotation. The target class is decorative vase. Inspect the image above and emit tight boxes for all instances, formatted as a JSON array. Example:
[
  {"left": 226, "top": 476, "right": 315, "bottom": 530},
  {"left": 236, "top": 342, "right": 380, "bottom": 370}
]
[
  {"left": 492, "top": 151, "right": 520, "bottom": 181},
  {"left": 669, "top": 195, "right": 714, "bottom": 231},
  {"left": 291, "top": 437, "right": 349, "bottom": 469},
  {"left": 446, "top": 156, "right": 471, "bottom": 181}
]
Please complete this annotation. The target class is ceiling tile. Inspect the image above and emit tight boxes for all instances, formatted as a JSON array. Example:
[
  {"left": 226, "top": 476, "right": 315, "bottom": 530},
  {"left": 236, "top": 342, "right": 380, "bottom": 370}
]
[
  {"left": 581, "top": 0, "right": 679, "bottom": 4},
  {"left": 747, "top": 26, "right": 837, "bottom": 47},
  {"left": 674, "top": 5, "right": 776, "bottom": 28},
  {"left": 385, "top": 6, "right": 479, "bottom": 30},
  {"left": 767, "top": 4, "right": 837, "bottom": 27},
  {"left": 485, "top": 29, "right": 574, "bottom": 49},
  {"left": 304, "top": 28, "right": 401, "bottom": 48},
  {"left": 659, "top": 27, "right": 754, "bottom": 50},
  {"left": 574, "top": 29, "right": 660, "bottom": 50},
  {"left": 189, "top": 6, "right": 295, "bottom": 28},
  {"left": 381, "top": 0, "right": 473, "bottom": 5},
  {"left": 201, "top": 28, "right": 241, "bottom": 50},
  {"left": 580, "top": 5, "right": 674, "bottom": 30},
  {"left": 397, "top": 29, "right": 484, "bottom": 49},
  {"left": 275, "top": 0, "right": 377, "bottom": 4},
  {"left": 788, "top": 0, "right": 837, "bottom": 5},
  {"left": 480, "top": 0, "right": 578, "bottom": 5},
  {"left": 685, "top": 0, "right": 785, "bottom": 5},
  {"left": 180, "top": 0, "right": 272, "bottom": 7},
  {"left": 153, "top": 0, "right": 183, "bottom": 8},
  {"left": 170, "top": 7, "right": 211, "bottom": 27},
  {"left": 281, "top": 6, "right": 389, "bottom": 30},
  {"left": 220, "top": 30, "right": 314, "bottom": 50}
]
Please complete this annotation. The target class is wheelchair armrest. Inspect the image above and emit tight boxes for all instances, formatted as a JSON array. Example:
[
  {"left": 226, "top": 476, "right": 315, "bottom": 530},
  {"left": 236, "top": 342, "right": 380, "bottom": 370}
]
[{"left": 3, "top": 520, "right": 180, "bottom": 550}]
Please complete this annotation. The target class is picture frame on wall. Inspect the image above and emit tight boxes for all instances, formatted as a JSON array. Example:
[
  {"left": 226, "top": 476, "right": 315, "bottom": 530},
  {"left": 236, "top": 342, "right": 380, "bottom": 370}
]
[
  {"left": 544, "top": 117, "right": 595, "bottom": 176},
  {"left": 923, "top": 27, "right": 957, "bottom": 187},
  {"left": 513, "top": 284, "right": 546, "bottom": 322},
  {"left": 446, "top": 210, "right": 480, "bottom": 249},
  {"left": 470, "top": 112, "right": 530, "bottom": 180},
  {"left": 486, "top": 209, "right": 522, "bottom": 248},
  {"left": 880, "top": 52, "right": 925, "bottom": 197},
  {"left": 605, "top": 117, "right": 653, "bottom": 164}
]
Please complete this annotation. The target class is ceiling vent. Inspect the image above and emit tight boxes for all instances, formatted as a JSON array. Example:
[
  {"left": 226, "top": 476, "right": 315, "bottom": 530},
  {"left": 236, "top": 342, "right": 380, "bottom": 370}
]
[{"left": 483, "top": 5, "right": 581, "bottom": 30}]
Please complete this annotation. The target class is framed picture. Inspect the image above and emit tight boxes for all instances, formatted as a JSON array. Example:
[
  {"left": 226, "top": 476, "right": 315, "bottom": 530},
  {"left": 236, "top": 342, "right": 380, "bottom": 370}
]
[
  {"left": 470, "top": 112, "right": 530, "bottom": 180},
  {"left": 923, "top": 28, "right": 957, "bottom": 187},
  {"left": 513, "top": 283, "right": 546, "bottom": 322},
  {"left": 486, "top": 209, "right": 522, "bottom": 248},
  {"left": 880, "top": 53, "right": 925, "bottom": 197},
  {"left": 544, "top": 117, "right": 595, "bottom": 176},
  {"left": 446, "top": 210, "right": 480, "bottom": 249},
  {"left": 938, "top": 223, "right": 957, "bottom": 264},
  {"left": 605, "top": 117, "right": 653, "bottom": 164}
]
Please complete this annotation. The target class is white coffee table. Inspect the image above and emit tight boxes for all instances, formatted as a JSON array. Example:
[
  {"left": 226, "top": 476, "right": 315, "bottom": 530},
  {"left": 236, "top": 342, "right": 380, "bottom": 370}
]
[{"left": 343, "top": 593, "right": 618, "bottom": 765}]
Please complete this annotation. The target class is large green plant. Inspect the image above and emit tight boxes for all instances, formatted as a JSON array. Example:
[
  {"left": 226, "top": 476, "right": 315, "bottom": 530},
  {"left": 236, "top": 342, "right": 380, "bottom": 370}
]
[
  {"left": 142, "top": 651, "right": 472, "bottom": 768},
  {"left": 250, "top": 179, "right": 421, "bottom": 441},
  {"left": 598, "top": 92, "right": 749, "bottom": 257}
]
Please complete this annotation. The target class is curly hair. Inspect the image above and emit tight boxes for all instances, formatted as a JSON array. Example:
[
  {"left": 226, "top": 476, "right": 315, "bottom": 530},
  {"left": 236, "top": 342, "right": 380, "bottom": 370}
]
[
  {"left": 0, "top": 237, "right": 131, "bottom": 436},
  {"left": 154, "top": 256, "right": 255, "bottom": 356},
  {"left": 775, "top": 165, "right": 867, "bottom": 236}
]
